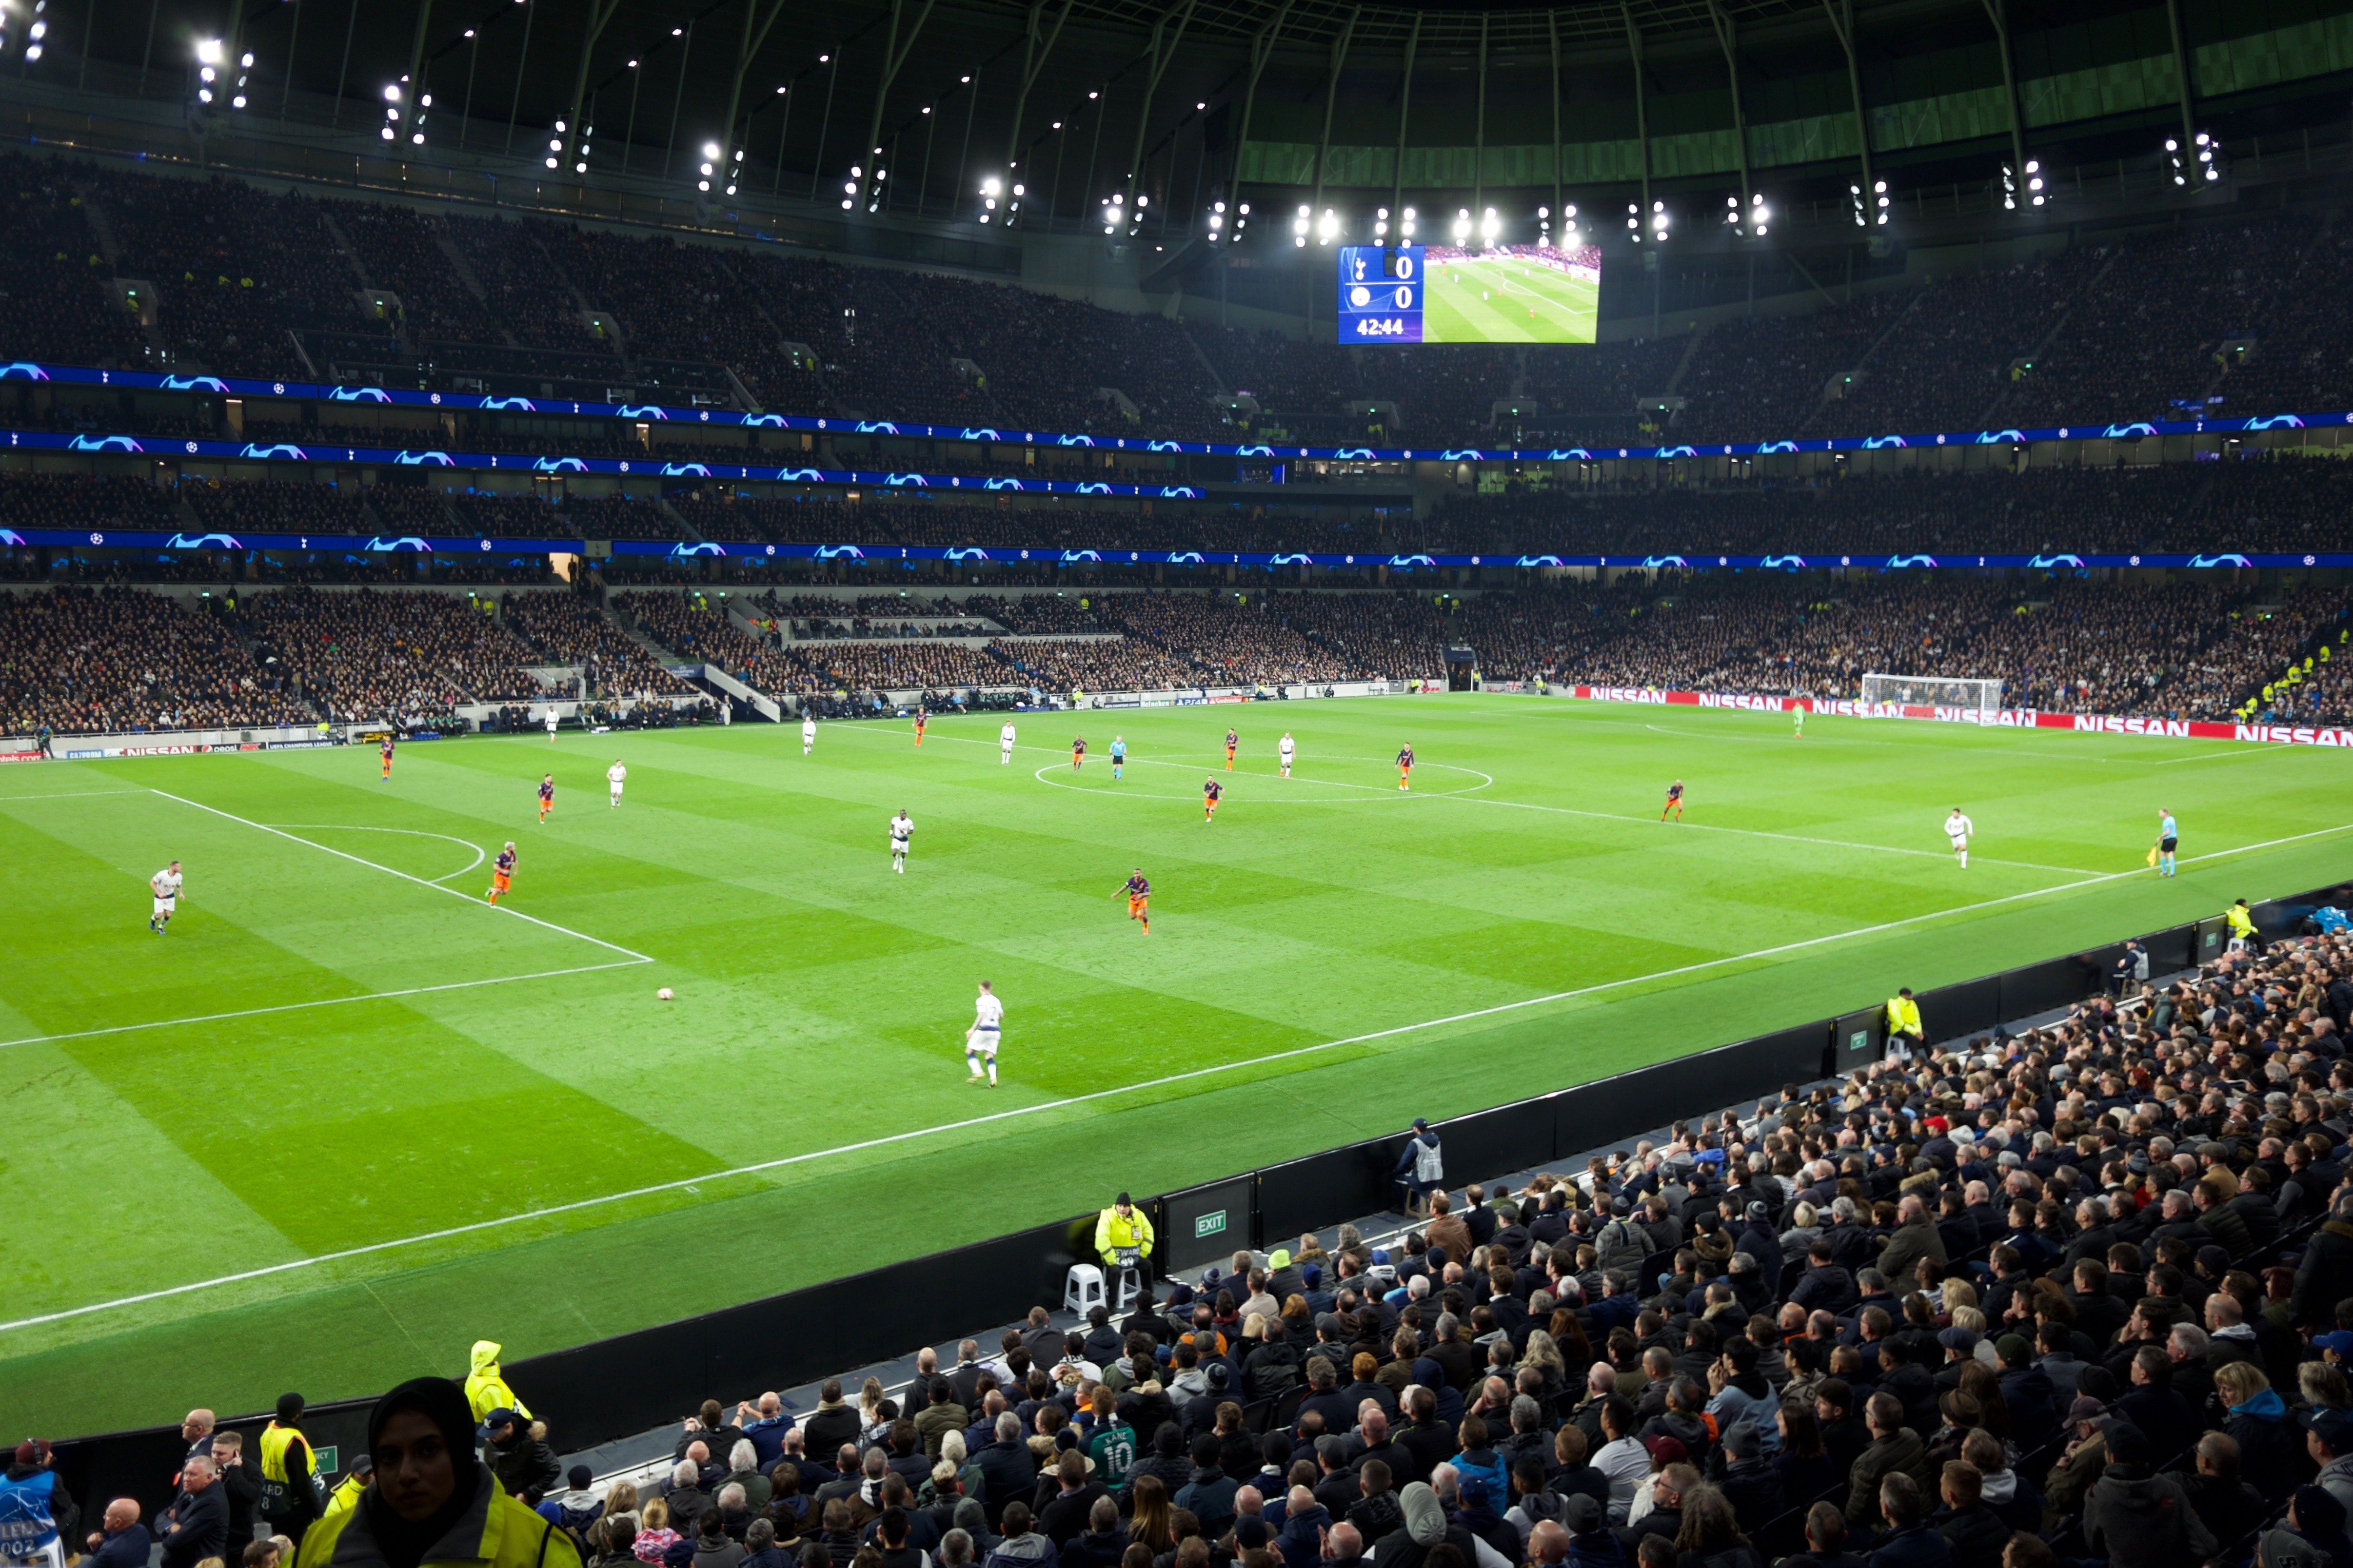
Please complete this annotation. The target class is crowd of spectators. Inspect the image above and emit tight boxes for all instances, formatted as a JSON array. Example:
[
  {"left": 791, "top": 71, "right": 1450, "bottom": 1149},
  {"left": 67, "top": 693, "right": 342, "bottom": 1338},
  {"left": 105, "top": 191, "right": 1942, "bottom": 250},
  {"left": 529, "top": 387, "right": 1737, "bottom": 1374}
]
[
  {"left": 989, "top": 635, "right": 1209, "bottom": 693},
  {"left": 500, "top": 591, "right": 694, "bottom": 698},
  {"left": 240, "top": 584, "right": 544, "bottom": 720},
  {"left": 9, "top": 154, "right": 2353, "bottom": 451},
  {"left": 0, "top": 585, "right": 298, "bottom": 734},
  {"left": 614, "top": 590, "right": 809, "bottom": 695}
]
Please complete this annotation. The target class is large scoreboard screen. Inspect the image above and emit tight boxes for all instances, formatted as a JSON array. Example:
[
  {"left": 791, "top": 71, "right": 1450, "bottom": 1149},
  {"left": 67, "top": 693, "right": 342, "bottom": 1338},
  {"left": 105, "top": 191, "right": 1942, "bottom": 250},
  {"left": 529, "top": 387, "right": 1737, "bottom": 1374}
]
[{"left": 1339, "top": 244, "right": 1602, "bottom": 345}]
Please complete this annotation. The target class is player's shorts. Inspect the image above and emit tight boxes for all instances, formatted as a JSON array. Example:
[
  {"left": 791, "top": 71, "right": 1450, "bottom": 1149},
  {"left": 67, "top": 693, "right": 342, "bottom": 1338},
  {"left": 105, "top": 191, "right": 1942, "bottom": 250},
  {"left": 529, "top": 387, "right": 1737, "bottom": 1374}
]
[
  {"left": 610, "top": 782, "right": 624, "bottom": 795},
  {"left": 153, "top": 896, "right": 177, "bottom": 916},
  {"left": 1128, "top": 897, "right": 1147, "bottom": 917},
  {"left": 1949, "top": 835, "right": 1968, "bottom": 849},
  {"left": 492, "top": 873, "right": 511, "bottom": 892},
  {"left": 2160, "top": 836, "right": 2178, "bottom": 852},
  {"left": 972, "top": 1026, "right": 999, "bottom": 1056},
  {"left": 891, "top": 837, "right": 909, "bottom": 854}
]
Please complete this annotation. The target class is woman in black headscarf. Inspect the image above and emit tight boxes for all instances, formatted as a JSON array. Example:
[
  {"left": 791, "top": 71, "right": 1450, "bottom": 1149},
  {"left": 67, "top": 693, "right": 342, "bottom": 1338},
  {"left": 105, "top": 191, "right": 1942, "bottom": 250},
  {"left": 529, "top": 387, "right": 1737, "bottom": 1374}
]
[{"left": 300, "top": 1376, "right": 578, "bottom": 1568}]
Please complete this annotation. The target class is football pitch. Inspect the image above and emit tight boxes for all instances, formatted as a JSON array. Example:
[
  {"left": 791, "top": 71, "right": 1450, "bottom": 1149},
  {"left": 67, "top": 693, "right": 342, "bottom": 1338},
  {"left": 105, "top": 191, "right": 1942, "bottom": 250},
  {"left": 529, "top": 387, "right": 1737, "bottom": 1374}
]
[
  {"left": 1424, "top": 257, "right": 1600, "bottom": 343},
  {"left": 5, "top": 694, "right": 2351, "bottom": 1435}
]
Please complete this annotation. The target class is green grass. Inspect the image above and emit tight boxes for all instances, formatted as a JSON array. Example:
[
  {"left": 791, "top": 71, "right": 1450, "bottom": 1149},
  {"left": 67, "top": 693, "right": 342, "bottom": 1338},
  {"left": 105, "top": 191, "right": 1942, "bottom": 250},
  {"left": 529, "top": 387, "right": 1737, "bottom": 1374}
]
[
  {"left": 4, "top": 695, "right": 2351, "bottom": 1435},
  {"left": 1424, "top": 256, "right": 1600, "bottom": 343}
]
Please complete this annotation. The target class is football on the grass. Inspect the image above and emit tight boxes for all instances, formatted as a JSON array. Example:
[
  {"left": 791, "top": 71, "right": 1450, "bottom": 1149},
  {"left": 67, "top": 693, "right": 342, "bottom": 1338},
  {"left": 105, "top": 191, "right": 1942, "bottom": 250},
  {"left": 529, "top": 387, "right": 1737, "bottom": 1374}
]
[{"left": 656, "top": 987, "right": 673, "bottom": 1001}]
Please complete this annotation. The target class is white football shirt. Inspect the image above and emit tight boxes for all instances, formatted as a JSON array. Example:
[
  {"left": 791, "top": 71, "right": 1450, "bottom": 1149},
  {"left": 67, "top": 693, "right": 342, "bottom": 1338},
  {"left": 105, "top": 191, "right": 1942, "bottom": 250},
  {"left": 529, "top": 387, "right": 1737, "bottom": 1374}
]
[
  {"left": 152, "top": 867, "right": 183, "bottom": 899},
  {"left": 891, "top": 814, "right": 913, "bottom": 844},
  {"left": 607, "top": 763, "right": 627, "bottom": 785},
  {"left": 1945, "top": 812, "right": 1974, "bottom": 840},
  {"left": 973, "top": 992, "right": 1004, "bottom": 1030}
]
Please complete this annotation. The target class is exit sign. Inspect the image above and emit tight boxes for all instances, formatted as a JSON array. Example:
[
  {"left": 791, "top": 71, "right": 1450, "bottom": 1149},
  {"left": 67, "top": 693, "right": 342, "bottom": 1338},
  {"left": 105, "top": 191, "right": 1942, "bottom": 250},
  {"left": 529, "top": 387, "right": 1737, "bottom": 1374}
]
[{"left": 1195, "top": 1209, "right": 1226, "bottom": 1239}]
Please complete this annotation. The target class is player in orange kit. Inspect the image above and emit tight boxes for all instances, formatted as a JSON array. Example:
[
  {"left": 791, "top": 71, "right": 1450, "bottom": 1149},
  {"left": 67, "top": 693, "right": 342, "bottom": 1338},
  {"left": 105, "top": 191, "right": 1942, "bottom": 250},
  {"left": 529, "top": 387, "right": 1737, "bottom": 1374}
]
[
  {"left": 1072, "top": 734, "right": 1087, "bottom": 770},
  {"left": 1118, "top": 868, "right": 1151, "bottom": 934},
  {"left": 1396, "top": 743, "right": 1413, "bottom": 791},
  {"left": 380, "top": 733, "right": 395, "bottom": 781},
  {"left": 1225, "top": 727, "right": 1238, "bottom": 770},
  {"left": 537, "top": 773, "right": 554, "bottom": 822},
  {"left": 486, "top": 842, "right": 517, "bottom": 903},
  {"left": 913, "top": 707, "right": 927, "bottom": 746},
  {"left": 1203, "top": 776, "right": 1222, "bottom": 821}
]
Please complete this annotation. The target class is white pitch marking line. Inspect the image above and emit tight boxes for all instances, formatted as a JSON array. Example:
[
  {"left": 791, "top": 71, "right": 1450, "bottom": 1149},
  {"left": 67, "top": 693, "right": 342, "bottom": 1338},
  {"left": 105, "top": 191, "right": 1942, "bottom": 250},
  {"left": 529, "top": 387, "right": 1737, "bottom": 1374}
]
[
  {"left": 1435, "top": 793, "right": 2107, "bottom": 877},
  {"left": 0, "top": 960, "right": 652, "bottom": 1053},
  {"left": 265, "top": 824, "right": 487, "bottom": 884},
  {"left": 0, "top": 789, "right": 159, "bottom": 802},
  {"left": 149, "top": 789, "right": 650, "bottom": 960},
  {"left": 8, "top": 817, "right": 2348, "bottom": 1335}
]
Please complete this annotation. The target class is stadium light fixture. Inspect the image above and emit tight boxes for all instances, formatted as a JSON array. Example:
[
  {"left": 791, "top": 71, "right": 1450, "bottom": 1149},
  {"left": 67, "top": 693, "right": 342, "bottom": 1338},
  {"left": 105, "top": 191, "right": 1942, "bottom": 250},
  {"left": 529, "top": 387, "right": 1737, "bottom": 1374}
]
[
  {"left": 1399, "top": 205, "right": 1414, "bottom": 240},
  {"left": 980, "top": 175, "right": 1003, "bottom": 223},
  {"left": 1374, "top": 205, "right": 1388, "bottom": 240},
  {"left": 1451, "top": 208, "right": 1472, "bottom": 246},
  {"left": 2025, "top": 161, "right": 2044, "bottom": 205},
  {"left": 1536, "top": 205, "right": 1550, "bottom": 245},
  {"left": 1207, "top": 197, "right": 1226, "bottom": 241},
  {"left": 1317, "top": 207, "right": 1340, "bottom": 246},
  {"left": 21, "top": 0, "right": 46, "bottom": 63},
  {"left": 1293, "top": 203, "right": 1309, "bottom": 247}
]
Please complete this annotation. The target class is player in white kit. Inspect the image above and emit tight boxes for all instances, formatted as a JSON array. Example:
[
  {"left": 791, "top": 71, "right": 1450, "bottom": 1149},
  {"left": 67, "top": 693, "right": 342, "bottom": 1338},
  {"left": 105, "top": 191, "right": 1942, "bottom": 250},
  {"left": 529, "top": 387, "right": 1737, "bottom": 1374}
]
[
  {"left": 999, "top": 720, "right": 1017, "bottom": 764},
  {"left": 149, "top": 860, "right": 183, "bottom": 935},
  {"left": 607, "top": 758, "right": 627, "bottom": 807},
  {"left": 802, "top": 714, "right": 817, "bottom": 755},
  {"left": 1944, "top": 807, "right": 1974, "bottom": 868},
  {"left": 964, "top": 980, "right": 1002, "bottom": 1085},
  {"left": 1278, "top": 732, "right": 1296, "bottom": 777},
  {"left": 890, "top": 808, "right": 913, "bottom": 873},
  {"left": 545, "top": 706, "right": 559, "bottom": 744}
]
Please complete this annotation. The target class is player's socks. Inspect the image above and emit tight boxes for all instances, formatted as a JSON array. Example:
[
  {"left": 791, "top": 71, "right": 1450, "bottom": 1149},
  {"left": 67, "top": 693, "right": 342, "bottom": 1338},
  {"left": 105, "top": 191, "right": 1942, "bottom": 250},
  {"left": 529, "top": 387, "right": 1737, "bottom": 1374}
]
[
  {"left": 986, "top": 1060, "right": 997, "bottom": 1086},
  {"left": 965, "top": 1050, "right": 980, "bottom": 1082}
]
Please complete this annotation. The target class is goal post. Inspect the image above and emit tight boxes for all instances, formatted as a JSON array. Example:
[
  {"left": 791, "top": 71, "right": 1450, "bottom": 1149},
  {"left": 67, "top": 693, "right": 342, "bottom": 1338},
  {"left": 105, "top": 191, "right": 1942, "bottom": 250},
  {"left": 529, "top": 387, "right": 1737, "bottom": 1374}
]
[{"left": 1858, "top": 673, "right": 2003, "bottom": 720}]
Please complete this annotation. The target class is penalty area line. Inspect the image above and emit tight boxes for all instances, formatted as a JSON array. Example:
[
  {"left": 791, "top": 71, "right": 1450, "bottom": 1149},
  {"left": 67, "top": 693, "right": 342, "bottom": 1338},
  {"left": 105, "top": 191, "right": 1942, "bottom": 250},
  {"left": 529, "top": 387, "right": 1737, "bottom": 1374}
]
[
  {"left": 0, "top": 958, "right": 652, "bottom": 1053},
  {"left": 7, "top": 818, "right": 2345, "bottom": 1334},
  {"left": 150, "top": 789, "right": 651, "bottom": 961}
]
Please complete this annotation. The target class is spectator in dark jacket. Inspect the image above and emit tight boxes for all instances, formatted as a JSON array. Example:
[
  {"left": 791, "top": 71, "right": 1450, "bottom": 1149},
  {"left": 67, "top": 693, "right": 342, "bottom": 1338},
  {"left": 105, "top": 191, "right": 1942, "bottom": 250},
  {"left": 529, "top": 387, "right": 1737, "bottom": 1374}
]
[
  {"left": 2180, "top": 1433, "right": 2268, "bottom": 1550},
  {"left": 1929, "top": 1463, "right": 2009, "bottom": 1568},
  {"left": 2081, "top": 1424, "right": 2215, "bottom": 1568},
  {"left": 2287, "top": 1194, "right": 2353, "bottom": 1332},
  {"left": 84, "top": 1498, "right": 151, "bottom": 1568},
  {"left": 1864, "top": 1474, "right": 1951, "bottom": 1568},
  {"left": 155, "top": 1455, "right": 228, "bottom": 1568},
  {"left": 491, "top": 1414, "right": 564, "bottom": 1507},
  {"left": 1790, "top": 1246, "right": 1859, "bottom": 1318}
]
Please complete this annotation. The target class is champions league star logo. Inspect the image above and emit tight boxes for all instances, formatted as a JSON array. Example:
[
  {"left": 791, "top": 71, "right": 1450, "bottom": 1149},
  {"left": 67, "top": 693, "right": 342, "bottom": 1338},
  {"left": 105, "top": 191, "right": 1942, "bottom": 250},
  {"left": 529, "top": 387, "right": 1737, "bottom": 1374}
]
[
  {"left": 959, "top": 428, "right": 1005, "bottom": 442},
  {"left": 161, "top": 374, "right": 231, "bottom": 393},
  {"left": 0, "top": 362, "right": 51, "bottom": 381},
  {"left": 1076, "top": 482, "right": 1111, "bottom": 494},
  {"left": 743, "top": 414, "right": 787, "bottom": 428},
  {"left": 1388, "top": 554, "right": 1435, "bottom": 568},
  {"left": 2100, "top": 423, "right": 2156, "bottom": 439},
  {"left": 1862, "top": 434, "right": 1909, "bottom": 449},
  {"left": 1516, "top": 554, "right": 1565, "bottom": 568},
  {"left": 1165, "top": 552, "right": 1206, "bottom": 565},
  {"left": 982, "top": 476, "right": 1027, "bottom": 490},
  {"left": 1642, "top": 555, "right": 1690, "bottom": 569},
  {"left": 395, "top": 451, "right": 455, "bottom": 465},
  {"left": 480, "top": 396, "right": 538, "bottom": 412},
  {"left": 365, "top": 536, "right": 435, "bottom": 553},
  {"left": 1059, "top": 550, "right": 1103, "bottom": 564},
  {"left": 669, "top": 542, "right": 727, "bottom": 557},
  {"left": 1056, "top": 433, "right": 1097, "bottom": 448},
  {"left": 814, "top": 545, "right": 866, "bottom": 560},
  {"left": 2245, "top": 414, "right": 2307, "bottom": 431},
  {"left": 660, "top": 463, "right": 712, "bottom": 477},
  {"left": 1146, "top": 440, "right": 1184, "bottom": 452},
  {"left": 946, "top": 547, "right": 993, "bottom": 562},
  {"left": 1760, "top": 555, "right": 1808, "bottom": 569},
  {"left": 330, "top": 386, "right": 392, "bottom": 402},
  {"left": 854, "top": 420, "right": 902, "bottom": 435},
  {"left": 2188, "top": 553, "right": 2254, "bottom": 569},
  {"left": 2029, "top": 553, "right": 2087, "bottom": 570},
  {"left": 167, "top": 532, "right": 244, "bottom": 550},
  {"left": 533, "top": 457, "right": 588, "bottom": 473},
  {"left": 239, "top": 443, "right": 308, "bottom": 460},
  {"left": 71, "top": 434, "right": 145, "bottom": 452},
  {"left": 1975, "top": 430, "right": 2026, "bottom": 444},
  {"left": 1885, "top": 554, "right": 1939, "bottom": 568},
  {"left": 616, "top": 405, "right": 672, "bottom": 420}
]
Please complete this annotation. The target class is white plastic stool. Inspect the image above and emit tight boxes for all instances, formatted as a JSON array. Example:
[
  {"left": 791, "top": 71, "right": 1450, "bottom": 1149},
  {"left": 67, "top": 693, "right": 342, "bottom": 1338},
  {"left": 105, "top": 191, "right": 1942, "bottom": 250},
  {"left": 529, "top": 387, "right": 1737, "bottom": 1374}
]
[
  {"left": 1110, "top": 1262, "right": 1142, "bottom": 1312},
  {"left": 1064, "top": 1263, "right": 1107, "bottom": 1316}
]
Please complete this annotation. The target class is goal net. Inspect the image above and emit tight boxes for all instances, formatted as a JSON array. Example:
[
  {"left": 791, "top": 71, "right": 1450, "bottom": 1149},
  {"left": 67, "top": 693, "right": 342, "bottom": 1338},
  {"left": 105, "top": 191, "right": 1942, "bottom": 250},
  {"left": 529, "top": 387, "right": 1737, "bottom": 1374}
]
[{"left": 1859, "top": 673, "right": 2003, "bottom": 720}]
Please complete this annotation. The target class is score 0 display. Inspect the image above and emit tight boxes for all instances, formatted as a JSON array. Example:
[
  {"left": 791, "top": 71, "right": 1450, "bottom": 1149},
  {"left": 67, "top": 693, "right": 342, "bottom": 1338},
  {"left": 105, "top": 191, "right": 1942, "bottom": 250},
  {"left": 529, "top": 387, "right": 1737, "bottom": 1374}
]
[{"left": 1338, "top": 245, "right": 1424, "bottom": 343}]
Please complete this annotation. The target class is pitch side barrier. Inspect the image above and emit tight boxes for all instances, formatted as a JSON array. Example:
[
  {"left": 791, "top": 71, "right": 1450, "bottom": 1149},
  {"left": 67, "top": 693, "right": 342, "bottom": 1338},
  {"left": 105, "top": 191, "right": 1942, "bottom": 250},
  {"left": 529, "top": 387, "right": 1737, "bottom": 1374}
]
[
  {"left": 40, "top": 881, "right": 2350, "bottom": 1503},
  {"left": 1567, "top": 686, "right": 2353, "bottom": 750}
]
